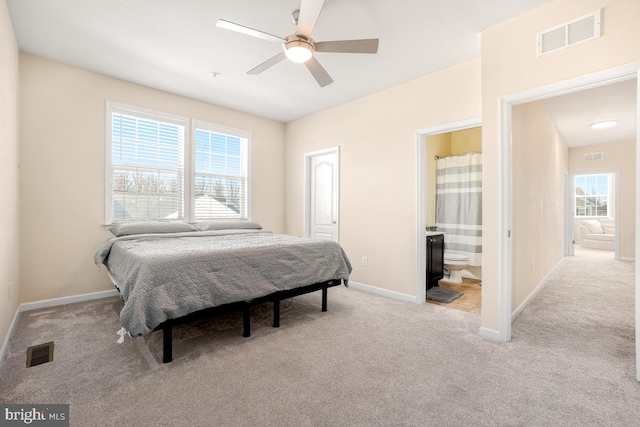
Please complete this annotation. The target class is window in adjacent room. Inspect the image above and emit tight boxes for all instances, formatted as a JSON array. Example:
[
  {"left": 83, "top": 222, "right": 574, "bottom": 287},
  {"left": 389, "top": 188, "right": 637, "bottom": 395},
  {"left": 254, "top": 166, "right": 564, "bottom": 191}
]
[
  {"left": 106, "top": 101, "right": 251, "bottom": 224},
  {"left": 574, "top": 173, "right": 611, "bottom": 217}
]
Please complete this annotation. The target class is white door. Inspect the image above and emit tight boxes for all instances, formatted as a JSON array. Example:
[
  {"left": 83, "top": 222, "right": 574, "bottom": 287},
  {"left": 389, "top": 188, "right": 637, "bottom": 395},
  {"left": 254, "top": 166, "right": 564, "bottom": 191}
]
[{"left": 305, "top": 148, "right": 339, "bottom": 242}]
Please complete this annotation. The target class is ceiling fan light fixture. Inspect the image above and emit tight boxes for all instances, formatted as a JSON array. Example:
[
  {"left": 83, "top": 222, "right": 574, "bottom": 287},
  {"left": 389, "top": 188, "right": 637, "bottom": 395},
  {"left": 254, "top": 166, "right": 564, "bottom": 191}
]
[{"left": 284, "top": 36, "right": 314, "bottom": 63}]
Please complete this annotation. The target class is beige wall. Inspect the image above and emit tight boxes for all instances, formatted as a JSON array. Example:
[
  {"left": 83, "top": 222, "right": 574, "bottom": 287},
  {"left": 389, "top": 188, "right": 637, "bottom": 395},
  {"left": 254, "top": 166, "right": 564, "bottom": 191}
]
[
  {"left": 512, "top": 101, "right": 568, "bottom": 310},
  {"left": 19, "top": 54, "right": 286, "bottom": 302},
  {"left": 481, "top": 0, "right": 640, "bottom": 330},
  {"left": 285, "top": 59, "right": 481, "bottom": 297},
  {"left": 0, "top": 0, "right": 20, "bottom": 349},
  {"left": 451, "top": 127, "right": 482, "bottom": 155},
  {"left": 569, "top": 140, "right": 636, "bottom": 258}
]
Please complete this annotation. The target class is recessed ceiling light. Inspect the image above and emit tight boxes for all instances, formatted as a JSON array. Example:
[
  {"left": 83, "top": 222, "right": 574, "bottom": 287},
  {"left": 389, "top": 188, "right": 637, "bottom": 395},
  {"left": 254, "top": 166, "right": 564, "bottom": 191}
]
[{"left": 589, "top": 120, "right": 617, "bottom": 129}]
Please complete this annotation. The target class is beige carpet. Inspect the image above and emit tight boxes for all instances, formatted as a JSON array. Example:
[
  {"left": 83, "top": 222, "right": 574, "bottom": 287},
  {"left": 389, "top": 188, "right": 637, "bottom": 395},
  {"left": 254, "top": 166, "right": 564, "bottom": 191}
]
[{"left": 1, "top": 247, "right": 639, "bottom": 426}]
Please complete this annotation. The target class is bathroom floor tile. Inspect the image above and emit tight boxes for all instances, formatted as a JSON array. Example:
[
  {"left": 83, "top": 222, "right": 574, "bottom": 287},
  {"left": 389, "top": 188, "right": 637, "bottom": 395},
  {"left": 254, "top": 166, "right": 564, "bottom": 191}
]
[{"left": 426, "top": 278, "right": 481, "bottom": 314}]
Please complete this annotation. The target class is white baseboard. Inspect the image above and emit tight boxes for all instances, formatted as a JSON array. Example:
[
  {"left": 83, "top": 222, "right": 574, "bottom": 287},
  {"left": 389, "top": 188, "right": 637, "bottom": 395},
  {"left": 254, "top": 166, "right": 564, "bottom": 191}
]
[
  {"left": 348, "top": 281, "right": 418, "bottom": 304},
  {"left": 511, "top": 258, "right": 565, "bottom": 322},
  {"left": 20, "top": 289, "right": 119, "bottom": 312},
  {"left": 619, "top": 256, "right": 634, "bottom": 262},
  {"left": 0, "top": 306, "right": 22, "bottom": 366},
  {"left": 479, "top": 326, "right": 503, "bottom": 341},
  {"left": 0, "top": 289, "right": 119, "bottom": 367}
]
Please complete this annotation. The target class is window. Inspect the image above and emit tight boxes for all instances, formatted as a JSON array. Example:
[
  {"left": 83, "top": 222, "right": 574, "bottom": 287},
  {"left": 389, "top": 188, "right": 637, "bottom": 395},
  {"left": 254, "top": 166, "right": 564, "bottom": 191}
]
[
  {"left": 193, "top": 122, "right": 249, "bottom": 220},
  {"left": 574, "top": 173, "right": 611, "bottom": 217},
  {"left": 106, "top": 102, "right": 250, "bottom": 223},
  {"left": 108, "top": 104, "right": 186, "bottom": 222}
]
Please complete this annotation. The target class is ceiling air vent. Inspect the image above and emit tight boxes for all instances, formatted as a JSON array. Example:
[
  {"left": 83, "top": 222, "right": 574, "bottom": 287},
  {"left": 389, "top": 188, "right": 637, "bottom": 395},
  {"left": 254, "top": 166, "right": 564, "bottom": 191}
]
[
  {"left": 537, "top": 10, "right": 601, "bottom": 56},
  {"left": 583, "top": 152, "right": 604, "bottom": 162}
]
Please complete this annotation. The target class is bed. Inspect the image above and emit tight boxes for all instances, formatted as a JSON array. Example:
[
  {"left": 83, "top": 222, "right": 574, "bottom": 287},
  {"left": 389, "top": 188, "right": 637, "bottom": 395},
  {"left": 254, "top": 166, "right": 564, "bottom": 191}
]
[{"left": 94, "top": 221, "right": 352, "bottom": 362}]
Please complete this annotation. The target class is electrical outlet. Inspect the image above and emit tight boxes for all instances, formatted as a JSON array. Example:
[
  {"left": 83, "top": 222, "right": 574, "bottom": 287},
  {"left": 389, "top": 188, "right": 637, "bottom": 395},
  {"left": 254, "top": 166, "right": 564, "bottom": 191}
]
[
  {"left": 361, "top": 256, "right": 368, "bottom": 267},
  {"left": 530, "top": 261, "right": 535, "bottom": 271},
  {"left": 8, "top": 280, "right": 13, "bottom": 299}
]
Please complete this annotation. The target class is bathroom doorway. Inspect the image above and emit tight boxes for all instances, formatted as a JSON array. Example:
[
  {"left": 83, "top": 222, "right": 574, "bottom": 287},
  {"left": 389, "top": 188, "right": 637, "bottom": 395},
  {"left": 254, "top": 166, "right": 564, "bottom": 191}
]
[{"left": 415, "top": 119, "right": 482, "bottom": 313}]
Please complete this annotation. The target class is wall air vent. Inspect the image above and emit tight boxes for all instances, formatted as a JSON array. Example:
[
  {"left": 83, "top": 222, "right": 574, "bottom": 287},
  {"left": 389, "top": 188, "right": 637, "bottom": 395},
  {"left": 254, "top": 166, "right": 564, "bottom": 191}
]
[
  {"left": 583, "top": 152, "right": 604, "bottom": 162},
  {"left": 537, "top": 9, "right": 601, "bottom": 56}
]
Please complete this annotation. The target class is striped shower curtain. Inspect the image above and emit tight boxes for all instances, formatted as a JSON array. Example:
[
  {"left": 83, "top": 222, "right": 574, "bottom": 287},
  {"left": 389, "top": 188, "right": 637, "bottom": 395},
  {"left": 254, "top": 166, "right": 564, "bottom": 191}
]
[{"left": 435, "top": 152, "right": 482, "bottom": 266}]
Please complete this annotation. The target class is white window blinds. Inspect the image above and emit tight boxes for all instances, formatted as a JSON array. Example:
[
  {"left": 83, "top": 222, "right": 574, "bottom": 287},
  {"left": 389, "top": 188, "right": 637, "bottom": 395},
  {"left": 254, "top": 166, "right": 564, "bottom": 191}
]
[
  {"left": 193, "top": 124, "right": 249, "bottom": 219},
  {"left": 108, "top": 104, "right": 186, "bottom": 222}
]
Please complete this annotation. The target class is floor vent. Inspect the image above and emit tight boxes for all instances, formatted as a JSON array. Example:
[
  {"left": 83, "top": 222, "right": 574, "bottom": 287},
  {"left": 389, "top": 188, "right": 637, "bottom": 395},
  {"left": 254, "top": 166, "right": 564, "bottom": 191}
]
[
  {"left": 26, "top": 342, "right": 54, "bottom": 367},
  {"left": 537, "top": 9, "right": 601, "bottom": 56}
]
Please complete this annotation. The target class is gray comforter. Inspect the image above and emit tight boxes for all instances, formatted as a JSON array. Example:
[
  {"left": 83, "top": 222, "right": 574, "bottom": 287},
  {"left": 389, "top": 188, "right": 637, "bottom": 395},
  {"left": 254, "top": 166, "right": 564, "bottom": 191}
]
[{"left": 94, "top": 230, "right": 352, "bottom": 336}]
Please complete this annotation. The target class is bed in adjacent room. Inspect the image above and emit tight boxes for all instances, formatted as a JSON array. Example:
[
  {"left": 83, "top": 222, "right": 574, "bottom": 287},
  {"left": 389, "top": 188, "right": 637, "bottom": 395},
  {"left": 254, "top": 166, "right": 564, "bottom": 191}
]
[{"left": 94, "top": 221, "right": 352, "bottom": 362}]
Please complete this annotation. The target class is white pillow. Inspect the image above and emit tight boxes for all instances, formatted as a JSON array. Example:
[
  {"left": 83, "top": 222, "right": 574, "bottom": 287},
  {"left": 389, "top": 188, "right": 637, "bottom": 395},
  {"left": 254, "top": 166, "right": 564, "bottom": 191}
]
[
  {"left": 582, "top": 219, "right": 604, "bottom": 234},
  {"left": 107, "top": 221, "right": 198, "bottom": 237},
  {"left": 194, "top": 220, "right": 263, "bottom": 231},
  {"left": 598, "top": 219, "right": 615, "bottom": 234}
]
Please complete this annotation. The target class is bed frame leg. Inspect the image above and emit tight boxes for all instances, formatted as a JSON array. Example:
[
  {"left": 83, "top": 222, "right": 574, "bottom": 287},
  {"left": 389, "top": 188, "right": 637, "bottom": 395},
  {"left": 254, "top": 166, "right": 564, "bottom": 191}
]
[
  {"left": 163, "top": 325, "right": 173, "bottom": 363},
  {"left": 273, "top": 299, "right": 280, "bottom": 328},
  {"left": 243, "top": 305, "right": 251, "bottom": 337},
  {"left": 322, "top": 287, "right": 328, "bottom": 312}
]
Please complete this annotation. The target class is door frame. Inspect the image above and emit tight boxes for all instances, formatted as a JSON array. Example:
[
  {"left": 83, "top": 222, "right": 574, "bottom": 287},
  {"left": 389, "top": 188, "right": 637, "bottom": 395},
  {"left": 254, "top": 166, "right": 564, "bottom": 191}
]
[
  {"left": 415, "top": 118, "right": 482, "bottom": 304},
  {"left": 303, "top": 147, "right": 340, "bottom": 241},
  {"left": 564, "top": 172, "right": 574, "bottom": 257},
  {"left": 498, "top": 61, "right": 640, "bottom": 380}
]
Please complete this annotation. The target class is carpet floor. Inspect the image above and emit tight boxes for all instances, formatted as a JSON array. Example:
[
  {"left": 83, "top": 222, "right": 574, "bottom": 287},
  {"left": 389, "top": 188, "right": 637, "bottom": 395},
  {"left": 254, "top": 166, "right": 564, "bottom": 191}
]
[{"left": 0, "top": 246, "right": 638, "bottom": 426}]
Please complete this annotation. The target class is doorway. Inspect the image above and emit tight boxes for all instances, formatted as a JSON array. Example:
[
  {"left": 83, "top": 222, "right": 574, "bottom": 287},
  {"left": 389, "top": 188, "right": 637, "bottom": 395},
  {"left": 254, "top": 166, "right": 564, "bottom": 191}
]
[
  {"left": 303, "top": 147, "right": 339, "bottom": 242},
  {"left": 424, "top": 127, "right": 483, "bottom": 313},
  {"left": 569, "top": 171, "right": 620, "bottom": 260},
  {"left": 415, "top": 118, "right": 481, "bottom": 305},
  {"left": 499, "top": 63, "right": 640, "bottom": 380}
]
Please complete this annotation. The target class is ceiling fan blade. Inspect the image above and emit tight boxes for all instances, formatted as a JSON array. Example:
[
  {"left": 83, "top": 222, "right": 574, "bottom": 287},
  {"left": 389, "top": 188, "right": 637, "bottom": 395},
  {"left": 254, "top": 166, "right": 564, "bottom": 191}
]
[
  {"left": 296, "top": 0, "right": 325, "bottom": 38},
  {"left": 216, "top": 19, "right": 283, "bottom": 44},
  {"left": 305, "top": 56, "right": 333, "bottom": 87},
  {"left": 315, "top": 39, "right": 379, "bottom": 54},
  {"left": 247, "top": 52, "right": 287, "bottom": 75}
]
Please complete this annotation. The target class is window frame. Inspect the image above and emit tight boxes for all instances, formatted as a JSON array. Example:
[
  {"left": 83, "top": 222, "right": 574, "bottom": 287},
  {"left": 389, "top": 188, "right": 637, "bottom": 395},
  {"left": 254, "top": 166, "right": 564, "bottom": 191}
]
[{"left": 105, "top": 101, "right": 252, "bottom": 224}]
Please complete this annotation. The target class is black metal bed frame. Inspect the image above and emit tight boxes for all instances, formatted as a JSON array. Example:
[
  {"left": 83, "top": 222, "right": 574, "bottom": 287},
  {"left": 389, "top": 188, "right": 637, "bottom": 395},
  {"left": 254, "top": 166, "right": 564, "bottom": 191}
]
[{"left": 151, "top": 279, "right": 344, "bottom": 363}]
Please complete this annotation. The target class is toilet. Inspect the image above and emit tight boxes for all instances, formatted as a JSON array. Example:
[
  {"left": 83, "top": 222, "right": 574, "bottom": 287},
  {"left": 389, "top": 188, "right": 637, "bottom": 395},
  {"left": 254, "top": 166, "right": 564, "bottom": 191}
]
[{"left": 442, "top": 252, "right": 469, "bottom": 284}]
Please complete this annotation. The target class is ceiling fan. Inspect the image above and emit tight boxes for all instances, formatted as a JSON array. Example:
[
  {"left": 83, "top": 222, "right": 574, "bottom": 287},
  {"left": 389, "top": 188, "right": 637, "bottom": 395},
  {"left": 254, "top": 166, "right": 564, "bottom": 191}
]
[{"left": 216, "top": 0, "right": 379, "bottom": 87}]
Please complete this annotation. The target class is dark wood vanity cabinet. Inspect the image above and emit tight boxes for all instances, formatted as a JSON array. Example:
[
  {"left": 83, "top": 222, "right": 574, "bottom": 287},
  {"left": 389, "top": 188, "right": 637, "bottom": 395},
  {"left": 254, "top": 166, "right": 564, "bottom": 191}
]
[{"left": 426, "top": 233, "right": 444, "bottom": 290}]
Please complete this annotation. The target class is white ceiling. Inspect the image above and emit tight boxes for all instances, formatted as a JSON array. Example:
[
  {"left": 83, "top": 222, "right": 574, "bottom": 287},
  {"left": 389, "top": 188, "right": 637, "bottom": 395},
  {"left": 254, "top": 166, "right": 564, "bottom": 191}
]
[
  {"left": 7, "top": 0, "right": 556, "bottom": 123},
  {"left": 542, "top": 78, "right": 638, "bottom": 148}
]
